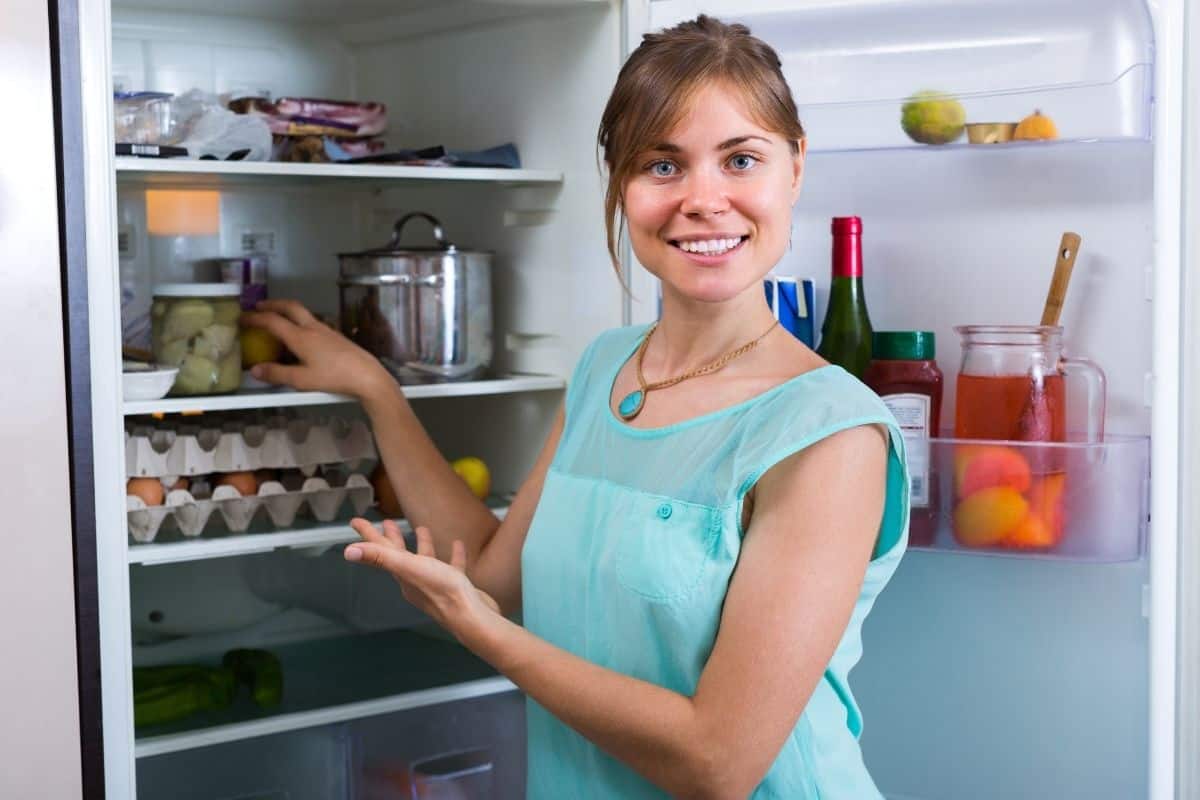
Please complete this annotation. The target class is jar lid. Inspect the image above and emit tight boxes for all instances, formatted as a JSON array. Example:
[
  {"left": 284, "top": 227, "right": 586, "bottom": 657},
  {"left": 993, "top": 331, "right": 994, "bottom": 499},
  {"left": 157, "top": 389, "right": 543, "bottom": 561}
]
[
  {"left": 153, "top": 283, "right": 241, "bottom": 297},
  {"left": 873, "top": 331, "right": 935, "bottom": 360}
]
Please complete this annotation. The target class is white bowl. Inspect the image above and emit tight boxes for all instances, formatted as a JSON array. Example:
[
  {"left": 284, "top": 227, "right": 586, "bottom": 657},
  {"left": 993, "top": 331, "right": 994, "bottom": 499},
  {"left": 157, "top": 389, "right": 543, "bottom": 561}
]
[{"left": 122, "top": 368, "right": 179, "bottom": 401}]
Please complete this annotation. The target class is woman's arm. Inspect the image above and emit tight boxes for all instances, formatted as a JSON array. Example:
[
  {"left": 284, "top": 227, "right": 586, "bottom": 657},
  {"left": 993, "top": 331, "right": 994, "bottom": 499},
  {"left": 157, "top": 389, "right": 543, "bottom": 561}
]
[
  {"left": 243, "top": 300, "right": 563, "bottom": 613},
  {"left": 348, "top": 424, "right": 889, "bottom": 798}
]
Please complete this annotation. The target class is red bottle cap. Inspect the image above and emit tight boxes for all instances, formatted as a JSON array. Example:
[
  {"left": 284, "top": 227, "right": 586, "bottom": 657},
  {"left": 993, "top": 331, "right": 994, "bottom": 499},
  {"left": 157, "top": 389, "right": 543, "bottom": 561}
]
[
  {"left": 831, "top": 216, "right": 862, "bottom": 235},
  {"left": 830, "top": 216, "right": 863, "bottom": 277}
]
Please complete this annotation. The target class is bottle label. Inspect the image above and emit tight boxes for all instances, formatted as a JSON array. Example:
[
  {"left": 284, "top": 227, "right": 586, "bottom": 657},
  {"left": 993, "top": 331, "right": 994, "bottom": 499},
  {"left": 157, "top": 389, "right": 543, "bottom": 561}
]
[{"left": 881, "top": 393, "right": 931, "bottom": 508}]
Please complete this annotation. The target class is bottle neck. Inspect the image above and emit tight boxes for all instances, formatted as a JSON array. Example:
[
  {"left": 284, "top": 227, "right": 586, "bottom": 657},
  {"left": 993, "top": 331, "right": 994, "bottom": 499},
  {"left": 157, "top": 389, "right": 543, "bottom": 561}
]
[{"left": 831, "top": 232, "right": 862, "bottom": 278}]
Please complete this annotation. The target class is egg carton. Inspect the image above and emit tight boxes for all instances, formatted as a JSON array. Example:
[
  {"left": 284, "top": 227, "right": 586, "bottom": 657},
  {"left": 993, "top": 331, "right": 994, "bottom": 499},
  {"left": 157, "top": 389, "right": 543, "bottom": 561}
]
[
  {"left": 126, "top": 472, "right": 375, "bottom": 543},
  {"left": 126, "top": 416, "right": 376, "bottom": 478}
]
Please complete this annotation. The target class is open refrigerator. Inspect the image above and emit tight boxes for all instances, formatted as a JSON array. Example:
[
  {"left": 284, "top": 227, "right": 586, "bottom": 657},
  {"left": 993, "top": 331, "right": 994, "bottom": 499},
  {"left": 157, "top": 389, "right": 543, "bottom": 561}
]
[{"left": 52, "top": 0, "right": 1188, "bottom": 797}]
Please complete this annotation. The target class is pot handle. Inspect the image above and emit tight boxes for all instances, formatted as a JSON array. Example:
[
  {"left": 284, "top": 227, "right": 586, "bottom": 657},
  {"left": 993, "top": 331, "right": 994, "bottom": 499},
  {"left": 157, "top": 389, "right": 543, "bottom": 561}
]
[{"left": 390, "top": 212, "right": 451, "bottom": 250}]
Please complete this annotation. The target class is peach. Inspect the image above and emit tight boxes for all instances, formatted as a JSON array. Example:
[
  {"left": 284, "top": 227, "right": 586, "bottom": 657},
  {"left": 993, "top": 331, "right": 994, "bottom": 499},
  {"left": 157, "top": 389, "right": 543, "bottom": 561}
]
[
  {"left": 1004, "top": 472, "right": 1067, "bottom": 549},
  {"left": 955, "top": 445, "right": 1032, "bottom": 499},
  {"left": 1003, "top": 513, "right": 1055, "bottom": 549},
  {"left": 953, "top": 486, "right": 1029, "bottom": 548}
]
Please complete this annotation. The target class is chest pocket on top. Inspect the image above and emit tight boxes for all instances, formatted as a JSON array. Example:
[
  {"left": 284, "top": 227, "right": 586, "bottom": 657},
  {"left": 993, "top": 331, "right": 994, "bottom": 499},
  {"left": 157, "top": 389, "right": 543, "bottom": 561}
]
[{"left": 614, "top": 491, "right": 722, "bottom": 605}]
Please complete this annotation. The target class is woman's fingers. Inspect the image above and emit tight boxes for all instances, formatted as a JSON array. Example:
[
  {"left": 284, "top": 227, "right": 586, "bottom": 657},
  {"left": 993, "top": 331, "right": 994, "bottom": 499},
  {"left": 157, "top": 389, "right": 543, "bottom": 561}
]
[
  {"left": 414, "top": 526, "right": 435, "bottom": 558},
  {"left": 248, "top": 361, "right": 308, "bottom": 389},
  {"left": 350, "top": 517, "right": 390, "bottom": 546},
  {"left": 450, "top": 540, "right": 466, "bottom": 572},
  {"left": 254, "top": 299, "right": 317, "bottom": 327},
  {"left": 382, "top": 519, "right": 406, "bottom": 547},
  {"left": 344, "top": 541, "right": 410, "bottom": 575}
]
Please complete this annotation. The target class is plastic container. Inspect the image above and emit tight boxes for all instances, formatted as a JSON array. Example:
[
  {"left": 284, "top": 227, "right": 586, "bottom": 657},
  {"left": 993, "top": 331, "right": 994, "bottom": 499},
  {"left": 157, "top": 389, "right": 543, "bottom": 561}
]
[
  {"left": 409, "top": 749, "right": 493, "bottom": 800},
  {"left": 914, "top": 434, "right": 1149, "bottom": 561},
  {"left": 152, "top": 283, "right": 242, "bottom": 396}
]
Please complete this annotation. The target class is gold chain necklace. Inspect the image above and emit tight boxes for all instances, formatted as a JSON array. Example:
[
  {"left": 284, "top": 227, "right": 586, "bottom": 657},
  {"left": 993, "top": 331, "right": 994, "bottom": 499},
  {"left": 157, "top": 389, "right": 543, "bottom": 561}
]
[{"left": 617, "top": 319, "right": 780, "bottom": 421}]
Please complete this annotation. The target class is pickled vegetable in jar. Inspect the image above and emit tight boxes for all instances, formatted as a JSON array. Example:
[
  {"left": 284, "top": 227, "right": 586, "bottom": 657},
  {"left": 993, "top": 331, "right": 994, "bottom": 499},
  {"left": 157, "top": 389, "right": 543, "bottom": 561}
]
[{"left": 151, "top": 283, "right": 242, "bottom": 396}]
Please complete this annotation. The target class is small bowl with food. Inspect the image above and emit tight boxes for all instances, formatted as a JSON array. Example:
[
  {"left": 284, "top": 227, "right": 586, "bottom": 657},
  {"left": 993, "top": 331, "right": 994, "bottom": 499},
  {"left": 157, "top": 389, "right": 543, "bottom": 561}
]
[
  {"left": 965, "top": 122, "right": 1018, "bottom": 145},
  {"left": 122, "top": 360, "right": 180, "bottom": 401}
]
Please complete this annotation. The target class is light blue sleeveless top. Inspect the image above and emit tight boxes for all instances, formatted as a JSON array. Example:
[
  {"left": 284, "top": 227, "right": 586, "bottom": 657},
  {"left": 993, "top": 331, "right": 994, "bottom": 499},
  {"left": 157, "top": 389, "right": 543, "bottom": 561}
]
[{"left": 520, "top": 323, "right": 909, "bottom": 798}]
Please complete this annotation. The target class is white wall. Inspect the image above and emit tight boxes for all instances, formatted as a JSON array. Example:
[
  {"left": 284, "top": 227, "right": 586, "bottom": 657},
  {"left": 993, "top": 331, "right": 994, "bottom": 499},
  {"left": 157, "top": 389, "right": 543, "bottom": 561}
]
[{"left": 0, "top": 0, "right": 83, "bottom": 796}]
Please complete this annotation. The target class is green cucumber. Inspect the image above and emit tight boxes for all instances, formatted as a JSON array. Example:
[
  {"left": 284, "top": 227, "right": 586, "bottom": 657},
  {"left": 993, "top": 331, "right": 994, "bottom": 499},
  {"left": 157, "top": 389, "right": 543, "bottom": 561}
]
[{"left": 222, "top": 649, "right": 283, "bottom": 708}]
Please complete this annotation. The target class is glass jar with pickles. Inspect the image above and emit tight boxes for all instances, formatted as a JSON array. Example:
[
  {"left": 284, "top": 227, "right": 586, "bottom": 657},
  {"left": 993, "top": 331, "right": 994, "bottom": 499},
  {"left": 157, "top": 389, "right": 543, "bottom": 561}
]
[{"left": 151, "top": 283, "right": 242, "bottom": 396}]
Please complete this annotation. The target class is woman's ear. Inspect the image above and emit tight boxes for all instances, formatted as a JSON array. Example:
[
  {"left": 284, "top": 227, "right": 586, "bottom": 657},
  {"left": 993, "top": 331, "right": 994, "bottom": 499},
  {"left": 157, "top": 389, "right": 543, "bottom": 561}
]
[{"left": 790, "top": 138, "right": 807, "bottom": 204}]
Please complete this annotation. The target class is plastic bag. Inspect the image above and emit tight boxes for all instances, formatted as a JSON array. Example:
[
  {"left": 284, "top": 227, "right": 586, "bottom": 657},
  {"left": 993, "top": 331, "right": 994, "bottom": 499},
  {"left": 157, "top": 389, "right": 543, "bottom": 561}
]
[
  {"left": 173, "top": 90, "right": 272, "bottom": 161},
  {"left": 113, "top": 89, "right": 273, "bottom": 161}
]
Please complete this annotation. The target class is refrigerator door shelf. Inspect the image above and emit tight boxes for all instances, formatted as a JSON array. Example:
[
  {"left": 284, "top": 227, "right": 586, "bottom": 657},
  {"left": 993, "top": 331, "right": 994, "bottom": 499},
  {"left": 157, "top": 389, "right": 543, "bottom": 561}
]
[{"left": 904, "top": 434, "right": 1150, "bottom": 562}]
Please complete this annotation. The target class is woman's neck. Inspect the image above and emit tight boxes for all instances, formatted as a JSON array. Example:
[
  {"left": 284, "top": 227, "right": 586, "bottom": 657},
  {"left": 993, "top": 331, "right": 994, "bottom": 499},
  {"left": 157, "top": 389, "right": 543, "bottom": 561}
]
[{"left": 647, "top": 289, "right": 779, "bottom": 378}]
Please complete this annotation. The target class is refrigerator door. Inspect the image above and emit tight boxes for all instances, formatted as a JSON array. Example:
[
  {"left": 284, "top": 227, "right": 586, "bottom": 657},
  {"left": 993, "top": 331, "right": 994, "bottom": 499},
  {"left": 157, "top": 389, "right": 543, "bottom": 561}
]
[
  {"left": 0, "top": 0, "right": 88, "bottom": 796},
  {"left": 630, "top": 2, "right": 1179, "bottom": 799}
]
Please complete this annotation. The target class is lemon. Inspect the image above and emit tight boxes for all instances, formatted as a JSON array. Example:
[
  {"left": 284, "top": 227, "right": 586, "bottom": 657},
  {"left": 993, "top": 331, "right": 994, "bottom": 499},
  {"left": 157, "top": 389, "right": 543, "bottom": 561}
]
[
  {"left": 900, "top": 90, "right": 966, "bottom": 145},
  {"left": 451, "top": 457, "right": 490, "bottom": 500},
  {"left": 241, "top": 327, "right": 283, "bottom": 367}
]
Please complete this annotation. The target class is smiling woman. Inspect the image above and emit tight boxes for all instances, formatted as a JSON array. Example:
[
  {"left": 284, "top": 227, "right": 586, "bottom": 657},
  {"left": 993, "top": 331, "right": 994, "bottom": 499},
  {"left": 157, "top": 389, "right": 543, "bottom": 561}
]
[{"left": 243, "top": 14, "right": 909, "bottom": 800}]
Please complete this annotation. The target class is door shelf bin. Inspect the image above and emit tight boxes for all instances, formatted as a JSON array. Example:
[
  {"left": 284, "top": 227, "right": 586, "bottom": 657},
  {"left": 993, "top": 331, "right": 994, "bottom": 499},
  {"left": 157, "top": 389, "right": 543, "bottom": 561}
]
[
  {"left": 906, "top": 434, "right": 1149, "bottom": 562},
  {"left": 800, "top": 64, "right": 1151, "bottom": 153}
]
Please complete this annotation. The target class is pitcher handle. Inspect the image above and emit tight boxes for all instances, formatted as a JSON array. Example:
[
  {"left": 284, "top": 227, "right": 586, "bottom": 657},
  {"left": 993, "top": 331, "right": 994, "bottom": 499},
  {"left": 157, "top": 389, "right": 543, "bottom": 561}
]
[{"left": 1059, "top": 356, "right": 1106, "bottom": 442}]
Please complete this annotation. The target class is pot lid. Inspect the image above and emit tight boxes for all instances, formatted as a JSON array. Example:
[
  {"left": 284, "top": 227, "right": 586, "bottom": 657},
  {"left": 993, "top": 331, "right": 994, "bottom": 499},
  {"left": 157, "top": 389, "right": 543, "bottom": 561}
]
[{"left": 338, "top": 211, "right": 491, "bottom": 257}]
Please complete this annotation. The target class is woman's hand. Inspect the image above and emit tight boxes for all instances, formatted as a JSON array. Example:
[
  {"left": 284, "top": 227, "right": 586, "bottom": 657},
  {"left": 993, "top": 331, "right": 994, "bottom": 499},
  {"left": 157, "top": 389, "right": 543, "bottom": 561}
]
[
  {"left": 344, "top": 519, "right": 502, "bottom": 644},
  {"left": 240, "top": 299, "right": 391, "bottom": 400}
]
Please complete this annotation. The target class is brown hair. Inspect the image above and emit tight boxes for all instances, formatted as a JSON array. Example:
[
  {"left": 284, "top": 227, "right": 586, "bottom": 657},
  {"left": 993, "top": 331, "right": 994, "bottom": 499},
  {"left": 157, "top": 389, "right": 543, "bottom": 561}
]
[{"left": 597, "top": 15, "right": 806, "bottom": 285}]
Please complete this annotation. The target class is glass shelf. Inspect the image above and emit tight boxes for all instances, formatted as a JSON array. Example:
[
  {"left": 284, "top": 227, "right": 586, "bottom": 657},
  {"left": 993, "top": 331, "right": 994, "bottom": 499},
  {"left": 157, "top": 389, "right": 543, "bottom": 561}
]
[
  {"left": 906, "top": 434, "right": 1149, "bottom": 562},
  {"left": 800, "top": 65, "right": 1151, "bottom": 154},
  {"left": 133, "top": 629, "right": 513, "bottom": 758}
]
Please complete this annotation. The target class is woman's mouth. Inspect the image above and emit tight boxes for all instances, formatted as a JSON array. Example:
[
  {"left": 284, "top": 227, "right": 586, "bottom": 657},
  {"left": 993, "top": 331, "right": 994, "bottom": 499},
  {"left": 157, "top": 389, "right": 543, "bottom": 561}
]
[{"left": 668, "top": 235, "right": 749, "bottom": 262}]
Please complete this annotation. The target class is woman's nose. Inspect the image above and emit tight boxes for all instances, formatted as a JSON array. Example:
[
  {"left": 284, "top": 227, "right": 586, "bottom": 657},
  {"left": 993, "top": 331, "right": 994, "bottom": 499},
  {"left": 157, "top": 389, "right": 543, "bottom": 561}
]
[{"left": 680, "top": 171, "right": 730, "bottom": 217}]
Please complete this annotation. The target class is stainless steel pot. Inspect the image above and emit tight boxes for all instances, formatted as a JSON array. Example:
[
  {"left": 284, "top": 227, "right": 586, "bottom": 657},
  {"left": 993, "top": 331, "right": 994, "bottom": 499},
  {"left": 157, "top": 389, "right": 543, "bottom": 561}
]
[{"left": 338, "top": 212, "right": 492, "bottom": 383}]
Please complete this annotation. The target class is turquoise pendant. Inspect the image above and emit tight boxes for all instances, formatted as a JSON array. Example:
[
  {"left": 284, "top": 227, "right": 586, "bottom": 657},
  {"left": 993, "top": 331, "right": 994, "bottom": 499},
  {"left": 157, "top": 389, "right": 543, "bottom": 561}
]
[{"left": 618, "top": 389, "right": 646, "bottom": 420}]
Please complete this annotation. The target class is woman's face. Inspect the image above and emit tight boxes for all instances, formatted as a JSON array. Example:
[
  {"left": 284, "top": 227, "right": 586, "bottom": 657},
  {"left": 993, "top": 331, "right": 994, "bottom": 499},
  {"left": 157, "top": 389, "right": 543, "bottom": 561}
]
[{"left": 622, "top": 82, "right": 805, "bottom": 306}]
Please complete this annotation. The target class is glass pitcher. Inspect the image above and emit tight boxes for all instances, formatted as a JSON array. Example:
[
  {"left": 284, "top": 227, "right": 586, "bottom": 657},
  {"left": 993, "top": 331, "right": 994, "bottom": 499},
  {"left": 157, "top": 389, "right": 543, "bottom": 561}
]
[{"left": 953, "top": 325, "right": 1106, "bottom": 442}]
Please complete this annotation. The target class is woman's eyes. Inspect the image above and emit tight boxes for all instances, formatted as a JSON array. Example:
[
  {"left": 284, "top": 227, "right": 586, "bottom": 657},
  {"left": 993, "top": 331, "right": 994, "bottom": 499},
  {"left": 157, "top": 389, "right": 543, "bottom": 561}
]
[
  {"left": 728, "top": 153, "right": 760, "bottom": 170},
  {"left": 648, "top": 160, "right": 678, "bottom": 177},
  {"left": 643, "top": 153, "right": 761, "bottom": 177}
]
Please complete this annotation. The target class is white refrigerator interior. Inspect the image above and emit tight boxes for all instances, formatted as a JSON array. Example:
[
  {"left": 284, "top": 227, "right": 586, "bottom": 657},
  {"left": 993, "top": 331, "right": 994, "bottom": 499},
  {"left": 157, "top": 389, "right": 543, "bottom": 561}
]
[{"left": 76, "top": 0, "right": 1182, "bottom": 798}]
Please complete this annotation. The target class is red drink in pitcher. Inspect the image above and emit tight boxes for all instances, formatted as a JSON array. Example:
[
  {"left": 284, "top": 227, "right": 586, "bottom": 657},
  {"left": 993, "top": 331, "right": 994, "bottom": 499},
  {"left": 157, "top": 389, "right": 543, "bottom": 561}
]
[{"left": 954, "top": 373, "right": 1067, "bottom": 441}]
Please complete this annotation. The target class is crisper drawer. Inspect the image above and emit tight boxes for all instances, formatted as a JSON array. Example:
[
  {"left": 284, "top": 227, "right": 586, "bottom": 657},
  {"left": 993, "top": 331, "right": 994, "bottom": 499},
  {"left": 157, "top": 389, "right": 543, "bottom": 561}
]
[
  {"left": 349, "top": 691, "right": 526, "bottom": 800},
  {"left": 136, "top": 691, "right": 525, "bottom": 800},
  {"left": 137, "top": 724, "right": 354, "bottom": 800}
]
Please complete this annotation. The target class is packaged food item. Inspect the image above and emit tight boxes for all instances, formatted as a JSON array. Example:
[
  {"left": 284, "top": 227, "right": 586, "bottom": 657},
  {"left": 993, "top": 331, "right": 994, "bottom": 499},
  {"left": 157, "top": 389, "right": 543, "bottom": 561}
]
[
  {"left": 763, "top": 275, "right": 815, "bottom": 348},
  {"left": 215, "top": 254, "right": 269, "bottom": 310},
  {"left": 864, "top": 331, "right": 943, "bottom": 545},
  {"left": 151, "top": 283, "right": 242, "bottom": 396},
  {"left": 228, "top": 96, "right": 387, "bottom": 138}
]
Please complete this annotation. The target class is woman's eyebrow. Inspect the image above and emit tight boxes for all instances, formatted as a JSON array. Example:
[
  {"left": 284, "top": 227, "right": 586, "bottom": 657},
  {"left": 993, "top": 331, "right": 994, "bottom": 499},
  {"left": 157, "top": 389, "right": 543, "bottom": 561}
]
[
  {"left": 716, "top": 135, "right": 770, "bottom": 150},
  {"left": 646, "top": 135, "right": 771, "bottom": 153}
]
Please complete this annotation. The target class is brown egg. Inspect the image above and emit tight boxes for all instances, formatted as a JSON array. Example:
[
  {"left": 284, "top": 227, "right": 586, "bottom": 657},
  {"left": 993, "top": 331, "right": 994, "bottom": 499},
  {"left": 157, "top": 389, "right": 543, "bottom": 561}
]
[
  {"left": 371, "top": 464, "right": 403, "bottom": 518},
  {"left": 253, "top": 468, "right": 278, "bottom": 485},
  {"left": 127, "top": 477, "right": 165, "bottom": 506},
  {"left": 217, "top": 471, "right": 259, "bottom": 497},
  {"left": 169, "top": 477, "right": 189, "bottom": 492}
]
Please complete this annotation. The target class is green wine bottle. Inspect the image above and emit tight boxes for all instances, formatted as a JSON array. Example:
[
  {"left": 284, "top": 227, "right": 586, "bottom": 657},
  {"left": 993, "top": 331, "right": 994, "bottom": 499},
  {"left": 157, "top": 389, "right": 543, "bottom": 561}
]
[{"left": 816, "top": 216, "right": 874, "bottom": 378}]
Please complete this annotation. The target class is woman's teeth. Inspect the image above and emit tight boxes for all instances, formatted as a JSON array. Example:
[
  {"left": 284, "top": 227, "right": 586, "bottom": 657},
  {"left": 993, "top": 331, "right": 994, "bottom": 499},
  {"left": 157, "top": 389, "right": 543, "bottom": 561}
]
[{"left": 675, "top": 237, "right": 744, "bottom": 255}]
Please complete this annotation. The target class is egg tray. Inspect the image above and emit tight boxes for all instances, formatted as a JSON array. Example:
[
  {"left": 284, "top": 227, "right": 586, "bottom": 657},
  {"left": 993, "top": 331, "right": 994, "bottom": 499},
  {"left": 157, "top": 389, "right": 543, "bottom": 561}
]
[
  {"left": 126, "top": 416, "right": 376, "bottom": 479},
  {"left": 126, "top": 472, "right": 375, "bottom": 543}
]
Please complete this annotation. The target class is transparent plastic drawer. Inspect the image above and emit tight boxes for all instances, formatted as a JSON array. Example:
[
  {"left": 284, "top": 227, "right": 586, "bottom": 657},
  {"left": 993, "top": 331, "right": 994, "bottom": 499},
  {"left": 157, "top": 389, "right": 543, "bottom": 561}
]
[{"left": 906, "top": 435, "right": 1149, "bottom": 562}]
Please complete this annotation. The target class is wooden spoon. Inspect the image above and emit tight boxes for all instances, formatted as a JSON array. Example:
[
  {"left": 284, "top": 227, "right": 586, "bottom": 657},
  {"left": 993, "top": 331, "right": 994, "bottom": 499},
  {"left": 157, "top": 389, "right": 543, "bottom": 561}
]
[
  {"left": 1013, "top": 232, "right": 1082, "bottom": 441},
  {"left": 1040, "top": 232, "right": 1082, "bottom": 326}
]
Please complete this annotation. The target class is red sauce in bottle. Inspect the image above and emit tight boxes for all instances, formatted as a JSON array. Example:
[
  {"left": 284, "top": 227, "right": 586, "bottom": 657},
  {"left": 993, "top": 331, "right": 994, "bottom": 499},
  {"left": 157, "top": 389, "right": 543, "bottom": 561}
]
[{"left": 864, "top": 332, "right": 943, "bottom": 546}]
